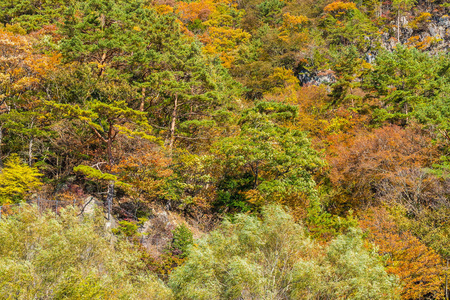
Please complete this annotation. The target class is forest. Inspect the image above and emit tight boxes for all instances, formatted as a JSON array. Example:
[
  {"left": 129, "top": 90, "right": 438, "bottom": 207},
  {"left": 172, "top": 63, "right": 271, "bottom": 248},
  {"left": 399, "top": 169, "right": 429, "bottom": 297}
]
[{"left": 0, "top": 0, "right": 449, "bottom": 298}]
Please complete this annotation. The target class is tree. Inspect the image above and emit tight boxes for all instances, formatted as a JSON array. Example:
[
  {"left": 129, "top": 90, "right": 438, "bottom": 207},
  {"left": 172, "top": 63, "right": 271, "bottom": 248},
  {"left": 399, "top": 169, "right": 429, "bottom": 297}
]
[
  {"left": 392, "top": 0, "right": 417, "bottom": 42},
  {"left": 49, "top": 94, "right": 156, "bottom": 218},
  {"left": 0, "top": 154, "right": 42, "bottom": 204},
  {"left": 364, "top": 46, "right": 449, "bottom": 120},
  {"left": 320, "top": 1, "right": 380, "bottom": 52},
  {"left": 360, "top": 207, "right": 445, "bottom": 299},
  {"left": 59, "top": 0, "right": 241, "bottom": 154},
  {"left": 0, "top": 28, "right": 60, "bottom": 167},
  {"left": 0, "top": 0, "right": 69, "bottom": 32},
  {"left": 329, "top": 125, "right": 437, "bottom": 211},
  {"left": 213, "top": 101, "right": 324, "bottom": 213},
  {"left": 328, "top": 45, "right": 371, "bottom": 105}
]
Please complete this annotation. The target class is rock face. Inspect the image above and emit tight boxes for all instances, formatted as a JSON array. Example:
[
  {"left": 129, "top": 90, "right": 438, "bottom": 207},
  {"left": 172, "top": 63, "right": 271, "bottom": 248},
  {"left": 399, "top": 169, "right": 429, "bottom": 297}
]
[
  {"left": 82, "top": 196, "right": 103, "bottom": 216},
  {"left": 81, "top": 196, "right": 118, "bottom": 229},
  {"left": 381, "top": 5, "right": 450, "bottom": 53},
  {"left": 298, "top": 69, "right": 336, "bottom": 87},
  {"left": 298, "top": 3, "right": 449, "bottom": 87},
  {"left": 139, "top": 210, "right": 178, "bottom": 257}
]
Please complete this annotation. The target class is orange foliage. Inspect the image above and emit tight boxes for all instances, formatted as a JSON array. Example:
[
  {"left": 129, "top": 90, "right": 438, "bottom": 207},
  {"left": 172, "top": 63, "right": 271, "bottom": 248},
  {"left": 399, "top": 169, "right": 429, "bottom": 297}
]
[
  {"left": 176, "top": 0, "right": 250, "bottom": 68},
  {"left": 407, "top": 35, "right": 441, "bottom": 50},
  {"left": 328, "top": 125, "right": 438, "bottom": 209},
  {"left": 0, "top": 28, "right": 60, "bottom": 103},
  {"left": 177, "top": 0, "right": 213, "bottom": 22},
  {"left": 360, "top": 207, "right": 445, "bottom": 300},
  {"left": 111, "top": 148, "right": 173, "bottom": 202},
  {"left": 324, "top": 1, "right": 357, "bottom": 14}
]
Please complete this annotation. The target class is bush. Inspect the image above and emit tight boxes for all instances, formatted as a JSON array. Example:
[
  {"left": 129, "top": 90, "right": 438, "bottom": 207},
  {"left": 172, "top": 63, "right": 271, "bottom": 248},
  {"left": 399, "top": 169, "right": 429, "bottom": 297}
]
[
  {"left": 0, "top": 205, "right": 172, "bottom": 299},
  {"left": 168, "top": 205, "right": 399, "bottom": 299}
]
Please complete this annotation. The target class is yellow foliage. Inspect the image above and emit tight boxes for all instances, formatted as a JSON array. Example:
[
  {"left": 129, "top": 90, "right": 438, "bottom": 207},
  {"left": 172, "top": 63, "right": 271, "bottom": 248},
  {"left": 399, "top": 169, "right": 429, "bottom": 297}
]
[
  {"left": 409, "top": 12, "right": 432, "bottom": 29},
  {"left": 281, "top": 13, "right": 309, "bottom": 31},
  {"left": 177, "top": 0, "right": 213, "bottom": 22},
  {"left": 0, "top": 154, "right": 42, "bottom": 204},
  {"left": 154, "top": 4, "right": 174, "bottom": 15},
  {"left": 202, "top": 27, "right": 251, "bottom": 68},
  {"left": 265, "top": 67, "right": 300, "bottom": 99}
]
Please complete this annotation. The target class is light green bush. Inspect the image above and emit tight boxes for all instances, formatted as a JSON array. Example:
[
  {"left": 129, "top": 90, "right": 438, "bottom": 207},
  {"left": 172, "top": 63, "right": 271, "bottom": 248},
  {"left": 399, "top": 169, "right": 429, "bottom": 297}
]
[
  {"left": 0, "top": 205, "right": 172, "bottom": 299},
  {"left": 169, "top": 205, "right": 400, "bottom": 300}
]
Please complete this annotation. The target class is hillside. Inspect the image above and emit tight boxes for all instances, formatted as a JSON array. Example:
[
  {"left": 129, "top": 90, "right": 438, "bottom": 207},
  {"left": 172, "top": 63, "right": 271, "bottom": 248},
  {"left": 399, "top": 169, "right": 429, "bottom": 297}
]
[{"left": 0, "top": 0, "right": 449, "bottom": 298}]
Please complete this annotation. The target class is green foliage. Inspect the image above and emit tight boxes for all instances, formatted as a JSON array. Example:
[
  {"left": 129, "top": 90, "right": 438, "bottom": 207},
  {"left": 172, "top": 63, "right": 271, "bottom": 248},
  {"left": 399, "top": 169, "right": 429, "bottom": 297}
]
[
  {"left": 214, "top": 101, "right": 324, "bottom": 211},
  {"left": 169, "top": 205, "right": 399, "bottom": 299},
  {"left": 58, "top": 0, "right": 241, "bottom": 152},
  {"left": 74, "top": 165, "right": 118, "bottom": 181},
  {"left": 292, "top": 228, "right": 400, "bottom": 299},
  {"left": 112, "top": 219, "right": 147, "bottom": 238},
  {"left": 365, "top": 46, "right": 450, "bottom": 120},
  {"left": 0, "top": 205, "right": 172, "bottom": 299},
  {"left": 320, "top": 2, "right": 380, "bottom": 52},
  {"left": 0, "top": 0, "right": 68, "bottom": 32},
  {"left": 307, "top": 202, "right": 359, "bottom": 240},
  {"left": 171, "top": 224, "right": 194, "bottom": 258},
  {"left": 0, "top": 154, "right": 42, "bottom": 204},
  {"left": 0, "top": 0, "right": 449, "bottom": 295},
  {"left": 257, "top": 0, "right": 285, "bottom": 24},
  {"left": 328, "top": 45, "right": 368, "bottom": 105}
]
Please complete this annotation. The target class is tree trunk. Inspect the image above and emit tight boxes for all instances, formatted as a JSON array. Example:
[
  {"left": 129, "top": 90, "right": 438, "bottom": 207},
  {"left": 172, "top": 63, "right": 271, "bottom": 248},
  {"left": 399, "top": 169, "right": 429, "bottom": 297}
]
[
  {"left": 397, "top": 10, "right": 401, "bottom": 42},
  {"left": 107, "top": 120, "right": 114, "bottom": 166},
  {"left": 140, "top": 88, "right": 146, "bottom": 112},
  {"left": 168, "top": 95, "right": 178, "bottom": 154},
  {"left": 106, "top": 181, "right": 115, "bottom": 221},
  {"left": 105, "top": 121, "right": 116, "bottom": 220},
  {"left": 28, "top": 138, "right": 33, "bottom": 167},
  {"left": 254, "top": 161, "right": 259, "bottom": 189},
  {"left": 446, "top": 258, "right": 449, "bottom": 300}
]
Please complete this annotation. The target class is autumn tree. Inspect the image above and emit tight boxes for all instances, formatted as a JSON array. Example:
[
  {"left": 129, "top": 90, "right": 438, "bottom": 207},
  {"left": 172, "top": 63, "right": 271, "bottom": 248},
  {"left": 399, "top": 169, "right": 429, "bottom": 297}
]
[
  {"left": 360, "top": 207, "right": 445, "bottom": 299},
  {"left": 0, "top": 154, "right": 42, "bottom": 204},
  {"left": 329, "top": 125, "right": 437, "bottom": 212},
  {"left": 0, "top": 28, "right": 59, "bottom": 167}
]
